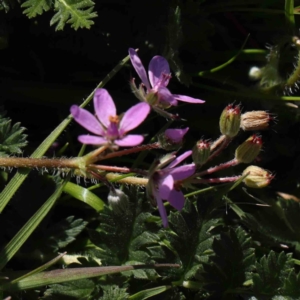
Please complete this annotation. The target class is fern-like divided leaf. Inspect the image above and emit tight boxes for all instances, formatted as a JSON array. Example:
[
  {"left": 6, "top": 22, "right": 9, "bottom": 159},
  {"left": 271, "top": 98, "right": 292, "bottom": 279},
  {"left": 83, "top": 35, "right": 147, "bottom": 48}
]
[
  {"left": 87, "top": 187, "right": 163, "bottom": 279},
  {"left": 50, "top": 0, "right": 97, "bottom": 31},
  {"left": 200, "top": 227, "right": 255, "bottom": 298},
  {"left": 40, "top": 216, "right": 88, "bottom": 252},
  {"left": 41, "top": 279, "right": 95, "bottom": 299},
  {"left": 0, "top": 112, "right": 28, "bottom": 157},
  {"left": 252, "top": 251, "right": 300, "bottom": 298},
  {"left": 161, "top": 198, "right": 222, "bottom": 285},
  {"left": 21, "top": 0, "right": 52, "bottom": 18}
]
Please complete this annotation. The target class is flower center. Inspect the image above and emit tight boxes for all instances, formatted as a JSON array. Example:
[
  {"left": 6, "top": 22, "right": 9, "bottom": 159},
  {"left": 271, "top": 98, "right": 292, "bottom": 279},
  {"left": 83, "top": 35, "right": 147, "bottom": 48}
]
[{"left": 109, "top": 115, "right": 120, "bottom": 124}]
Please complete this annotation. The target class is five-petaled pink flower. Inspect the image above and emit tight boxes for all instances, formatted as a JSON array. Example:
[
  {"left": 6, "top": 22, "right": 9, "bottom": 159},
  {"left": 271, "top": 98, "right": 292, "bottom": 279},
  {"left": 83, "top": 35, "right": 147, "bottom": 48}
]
[
  {"left": 70, "top": 88, "right": 150, "bottom": 147},
  {"left": 147, "top": 150, "right": 195, "bottom": 227},
  {"left": 129, "top": 48, "right": 205, "bottom": 109}
]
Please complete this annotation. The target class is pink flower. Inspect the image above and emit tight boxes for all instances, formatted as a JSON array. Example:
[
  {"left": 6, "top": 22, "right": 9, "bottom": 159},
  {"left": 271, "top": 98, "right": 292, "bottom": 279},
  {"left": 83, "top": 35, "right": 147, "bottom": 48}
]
[
  {"left": 147, "top": 150, "right": 195, "bottom": 227},
  {"left": 70, "top": 88, "right": 150, "bottom": 147},
  {"left": 129, "top": 48, "right": 205, "bottom": 110}
]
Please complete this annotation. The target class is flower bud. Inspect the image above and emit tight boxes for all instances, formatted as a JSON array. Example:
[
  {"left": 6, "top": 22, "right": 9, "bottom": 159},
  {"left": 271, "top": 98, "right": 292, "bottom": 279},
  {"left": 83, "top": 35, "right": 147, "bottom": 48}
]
[
  {"left": 192, "top": 139, "right": 210, "bottom": 166},
  {"left": 242, "top": 165, "right": 273, "bottom": 188},
  {"left": 249, "top": 66, "right": 263, "bottom": 80},
  {"left": 235, "top": 135, "right": 262, "bottom": 164},
  {"left": 241, "top": 111, "right": 272, "bottom": 131},
  {"left": 158, "top": 128, "right": 189, "bottom": 150},
  {"left": 107, "top": 189, "right": 129, "bottom": 214},
  {"left": 219, "top": 104, "right": 241, "bottom": 138}
]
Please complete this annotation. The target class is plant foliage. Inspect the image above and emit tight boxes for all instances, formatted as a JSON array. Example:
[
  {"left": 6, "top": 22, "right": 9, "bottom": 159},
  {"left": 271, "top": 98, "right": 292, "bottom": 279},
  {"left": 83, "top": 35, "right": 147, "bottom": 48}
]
[
  {"left": 21, "top": 0, "right": 97, "bottom": 30},
  {"left": 0, "top": 110, "right": 27, "bottom": 157}
]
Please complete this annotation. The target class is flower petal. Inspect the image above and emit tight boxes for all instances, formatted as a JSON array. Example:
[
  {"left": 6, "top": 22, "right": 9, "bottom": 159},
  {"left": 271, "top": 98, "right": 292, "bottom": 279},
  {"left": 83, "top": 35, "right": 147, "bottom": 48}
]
[
  {"left": 157, "top": 87, "right": 178, "bottom": 106},
  {"left": 165, "top": 127, "right": 189, "bottom": 143},
  {"left": 156, "top": 196, "right": 169, "bottom": 227},
  {"left": 148, "top": 56, "right": 170, "bottom": 88},
  {"left": 93, "top": 89, "right": 116, "bottom": 128},
  {"left": 120, "top": 102, "right": 150, "bottom": 133},
  {"left": 115, "top": 135, "right": 144, "bottom": 147},
  {"left": 70, "top": 105, "right": 104, "bottom": 135},
  {"left": 168, "top": 150, "right": 192, "bottom": 168},
  {"left": 169, "top": 164, "right": 196, "bottom": 180},
  {"left": 78, "top": 135, "right": 107, "bottom": 145},
  {"left": 173, "top": 94, "right": 205, "bottom": 104},
  {"left": 159, "top": 174, "right": 173, "bottom": 199},
  {"left": 129, "top": 48, "right": 151, "bottom": 90},
  {"left": 167, "top": 189, "right": 185, "bottom": 211}
]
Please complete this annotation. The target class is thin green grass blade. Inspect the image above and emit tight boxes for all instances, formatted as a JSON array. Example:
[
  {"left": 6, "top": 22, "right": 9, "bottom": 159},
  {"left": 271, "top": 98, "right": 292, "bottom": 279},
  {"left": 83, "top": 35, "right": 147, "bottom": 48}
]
[
  {"left": 9, "top": 252, "right": 66, "bottom": 284},
  {"left": 63, "top": 182, "right": 104, "bottom": 211},
  {"left": 128, "top": 286, "right": 171, "bottom": 300},
  {"left": 0, "top": 178, "right": 68, "bottom": 271},
  {"left": 0, "top": 53, "right": 131, "bottom": 213},
  {"left": 3, "top": 264, "right": 179, "bottom": 290},
  {"left": 197, "top": 35, "right": 249, "bottom": 76}
]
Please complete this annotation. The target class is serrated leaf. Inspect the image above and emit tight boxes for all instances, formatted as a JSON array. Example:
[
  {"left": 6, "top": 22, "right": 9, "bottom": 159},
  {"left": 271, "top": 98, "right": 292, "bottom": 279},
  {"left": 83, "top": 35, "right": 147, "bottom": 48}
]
[
  {"left": 0, "top": 116, "right": 27, "bottom": 156},
  {"left": 41, "top": 216, "right": 88, "bottom": 252},
  {"left": 87, "top": 187, "right": 161, "bottom": 265},
  {"left": 101, "top": 285, "right": 129, "bottom": 300},
  {"left": 21, "top": 0, "right": 52, "bottom": 18},
  {"left": 162, "top": 198, "right": 221, "bottom": 282},
  {"left": 252, "top": 251, "right": 295, "bottom": 296},
  {"left": 50, "top": 0, "right": 97, "bottom": 31},
  {"left": 201, "top": 227, "right": 255, "bottom": 297},
  {"left": 42, "top": 279, "right": 95, "bottom": 299}
]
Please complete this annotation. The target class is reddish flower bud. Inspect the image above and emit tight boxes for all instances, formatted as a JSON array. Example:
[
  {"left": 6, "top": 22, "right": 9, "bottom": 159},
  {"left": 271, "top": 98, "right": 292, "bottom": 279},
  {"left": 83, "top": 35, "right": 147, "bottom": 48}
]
[
  {"left": 241, "top": 111, "right": 272, "bottom": 131},
  {"left": 192, "top": 139, "right": 211, "bottom": 166},
  {"left": 243, "top": 165, "right": 274, "bottom": 188},
  {"left": 235, "top": 135, "right": 262, "bottom": 164},
  {"left": 219, "top": 104, "right": 241, "bottom": 138}
]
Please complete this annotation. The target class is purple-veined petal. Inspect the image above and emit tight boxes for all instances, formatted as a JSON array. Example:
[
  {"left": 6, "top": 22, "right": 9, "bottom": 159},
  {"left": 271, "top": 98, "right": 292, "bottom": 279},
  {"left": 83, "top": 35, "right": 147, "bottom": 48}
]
[
  {"left": 167, "top": 189, "right": 185, "bottom": 211},
  {"left": 168, "top": 150, "right": 192, "bottom": 168},
  {"left": 78, "top": 135, "right": 107, "bottom": 145},
  {"left": 156, "top": 196, "right": 169, "bottom": 227},
  {"left": 93, "top": 89, "right": 116, "bottom": 128},
  {"left": 70, "top": 105, "right": 104, "bottom": 135},
  {"left": 169, "top": 164, "right": 196, "bottom": 180},
  {"left": 129, "top": 48, "right": 151, "bottom": 90},
  {"left": 148, "top": 56, "right": 171, "bottom": 88},
  {"left": 115, "top": 135, "right": 144, "bottom": 147},
  {"left": 165, "top": 127, "right": 189, "bottom": 143},
  {"left": 173, "top": 94, "right": 205, "bottom": 104},
  {"left": 119, "top": 102, "right": 150, "bottom": 133},
  {"left": 157, "top": 87, "right": 178, "bottom": 106},
  {"left": 159, "top": 174, "right": 173, "bottom": 199}
]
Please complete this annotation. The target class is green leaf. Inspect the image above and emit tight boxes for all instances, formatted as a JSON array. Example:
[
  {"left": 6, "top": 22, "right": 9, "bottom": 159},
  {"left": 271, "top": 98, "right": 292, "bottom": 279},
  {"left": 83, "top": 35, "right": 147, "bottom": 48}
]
[
  {"left": 162, "top": 198, "right": 221, "bottom": 283},
  {"left": 10, "top": 252, "right": 66, "bottom": 284},
  {"left": 42, "top": 279, "right": 95, "bottom": 299},
  {"left": 63, "top": 182, "right": 104, "bottom": 212},
  {"left": 87, "top": 187, "right": 163, "bottom": 279},
  {"left": 21, "top": 0, "right": 52, "bottom": 18},
  {"left": 50, "top": 0, "right": 97, "bottom": 31},
  {"left": 252, "top": 251, "right": 296, "bottom": 297},
  {"left": 0, "top": 178, "right": 68, "bottom": 270},
  {"left": 201, "top": 227, "right": 255, "bottom": 297},
  {"left": 101, "top": 285, "right": 129, "bottom": 300},
  {"left": 129, "top": 285, "right": 171, "bottom": 300},
  {"left": 41, "top": 216, "right": 88, "bottom": 252},
  {"left": 0, "top": 112, "right": 27, "bottom": 156},
  {"left": 3, "top": 264, "right": 175, "bottom": 290}
]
